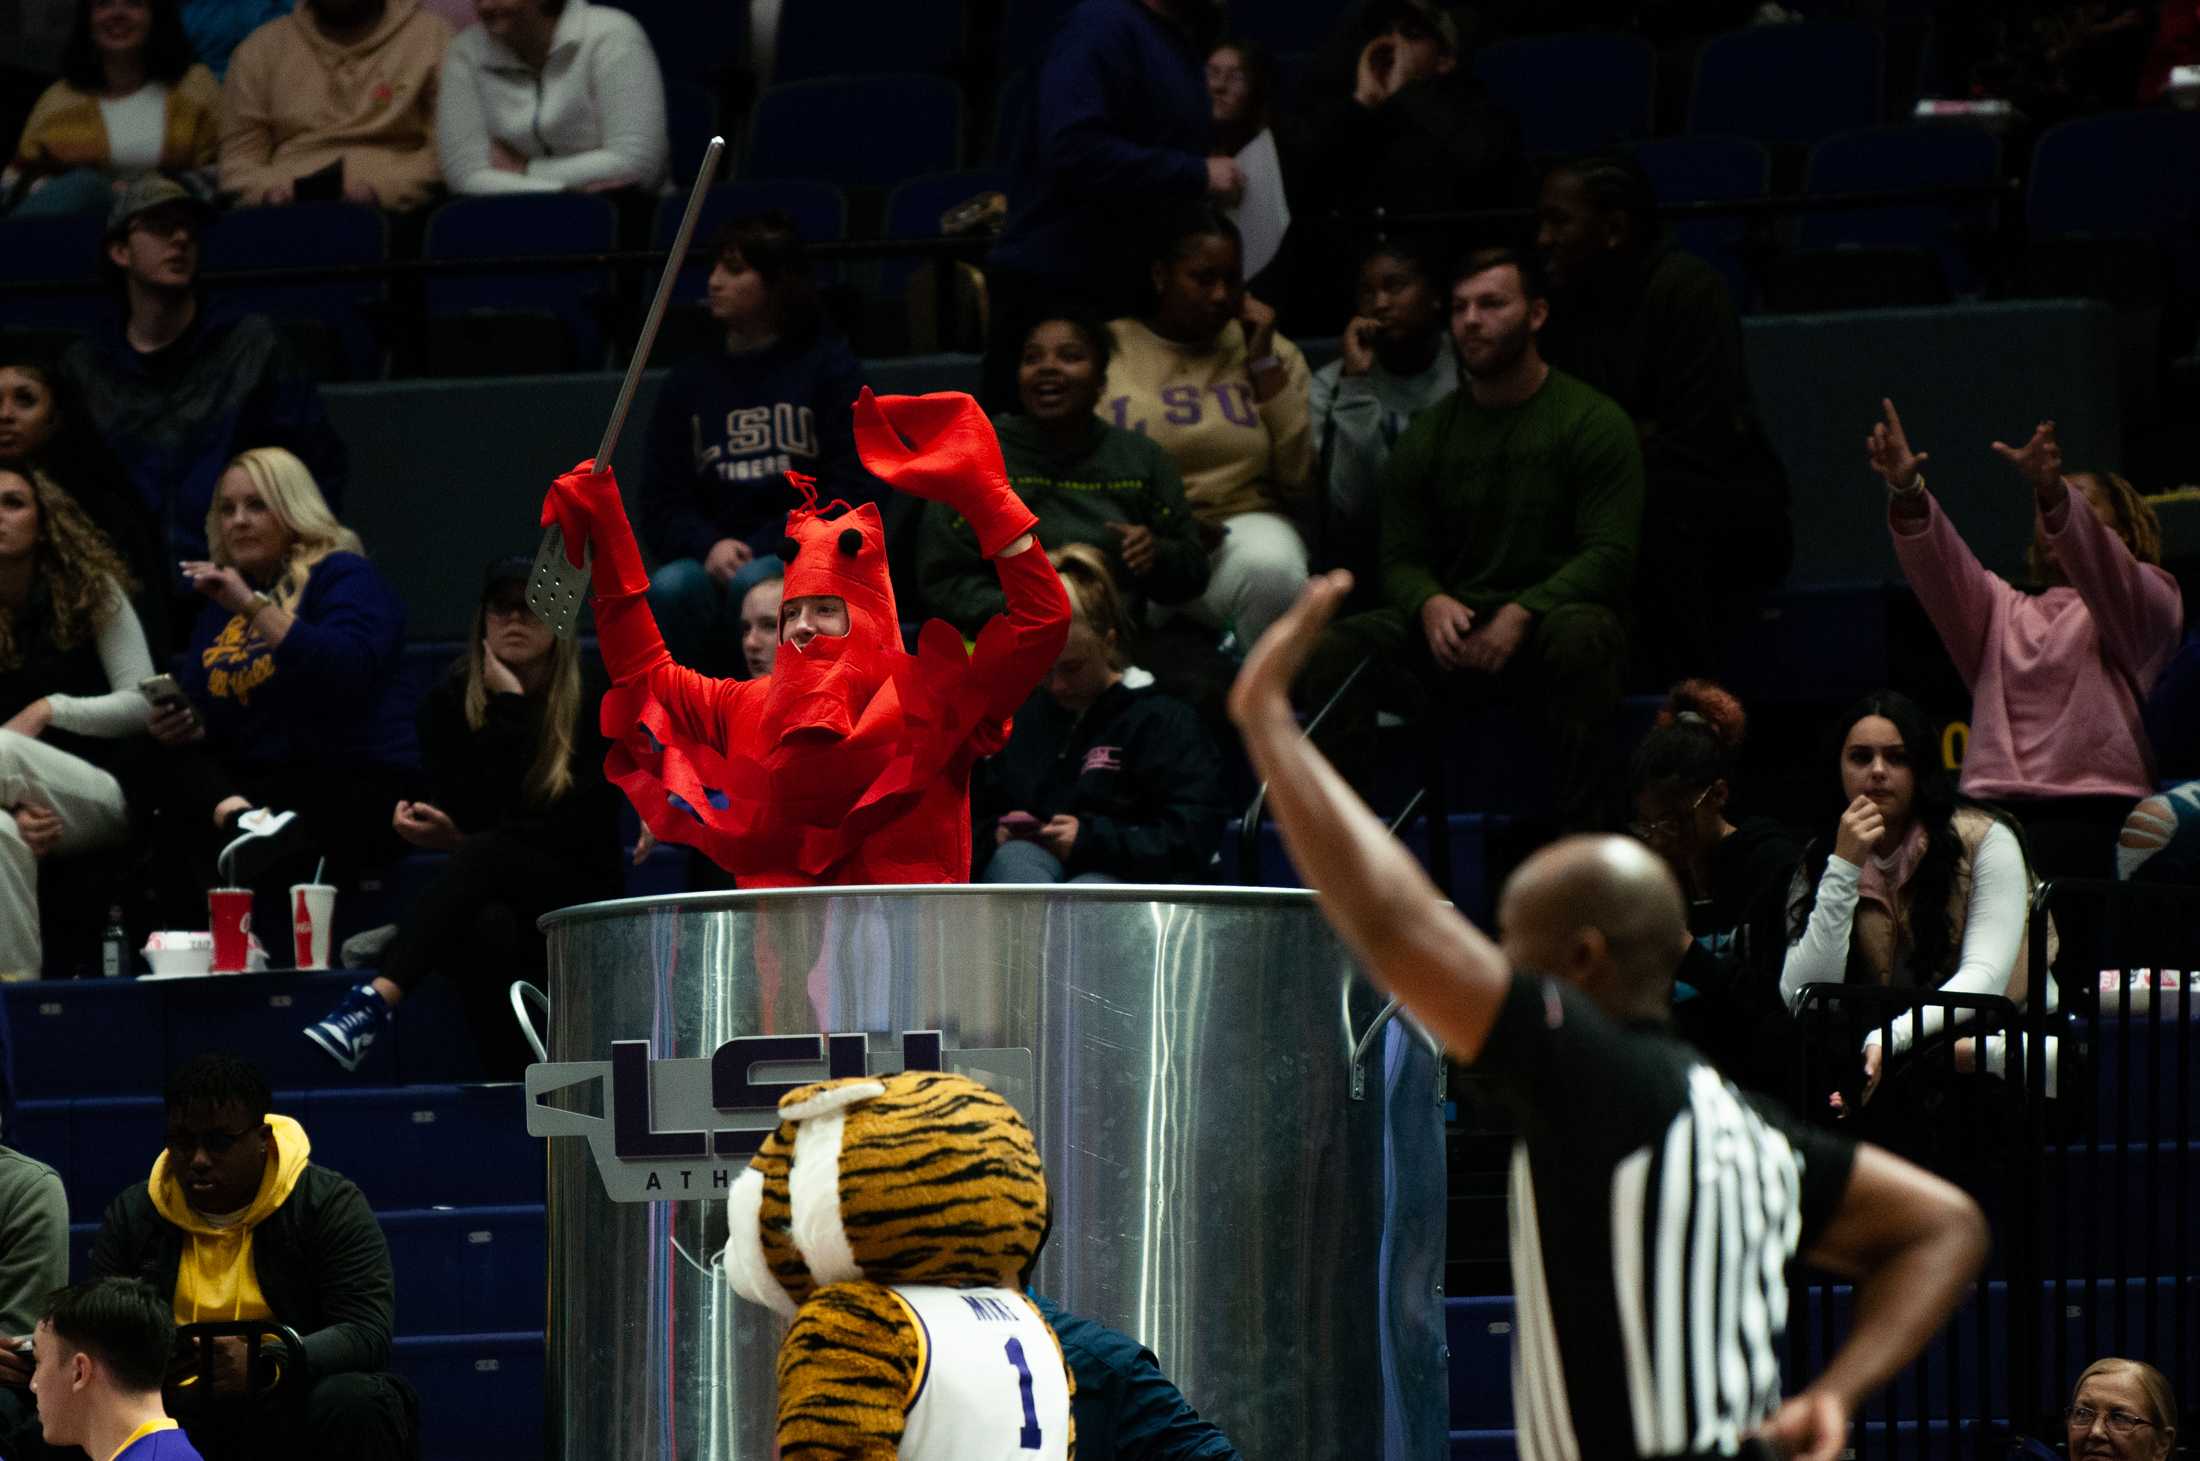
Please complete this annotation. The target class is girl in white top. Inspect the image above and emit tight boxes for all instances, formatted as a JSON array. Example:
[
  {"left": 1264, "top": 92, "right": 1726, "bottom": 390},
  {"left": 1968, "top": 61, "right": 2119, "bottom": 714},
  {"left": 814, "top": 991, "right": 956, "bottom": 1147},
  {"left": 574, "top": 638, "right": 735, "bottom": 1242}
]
[
  {"left": 0, "top": 467, "right": 154, "bottom": 979},
  {"left": 437, "top": 0, "right": 668, "bottom": 196},
  {"left": 1781, "top": 690, "right": 2049, "bottom": 1102}
]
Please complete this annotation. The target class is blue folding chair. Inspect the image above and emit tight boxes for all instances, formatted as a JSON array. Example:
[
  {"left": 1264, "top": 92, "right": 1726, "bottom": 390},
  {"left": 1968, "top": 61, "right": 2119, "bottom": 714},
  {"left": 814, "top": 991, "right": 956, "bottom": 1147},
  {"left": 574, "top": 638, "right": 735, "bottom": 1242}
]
[
  {"left": 1799, "top": 124, "right": 2001, "bottom": 296},
  {"left": 1473, "top": 33, "right": 1654, "bottom": 156},
  {"left": 1688, "top": 21, "right": 1881, "bottom": 147},
  {"left": 1631, "top": 135, "right": 1770, "bottom": 308},
  {"left": 201, "top": 201, "right": 387, "bottom": 380},
  {"left": 610, "top": 0, "right": 747, "bottom": 87},
  {"left": 745, "top": 76, "right": 963, "bottom": 190},
  {"left": 774, "top": 0, "right": 963, "bottom": 80},
  {"left": 0, "top": 212, "right": 109, "bottom": 338},
  {"left": 422, "top": 193, "right": 618, "bottom": 375},
  {"left": 2028, "top": 109, "right": 2200, "bottom": 293}
]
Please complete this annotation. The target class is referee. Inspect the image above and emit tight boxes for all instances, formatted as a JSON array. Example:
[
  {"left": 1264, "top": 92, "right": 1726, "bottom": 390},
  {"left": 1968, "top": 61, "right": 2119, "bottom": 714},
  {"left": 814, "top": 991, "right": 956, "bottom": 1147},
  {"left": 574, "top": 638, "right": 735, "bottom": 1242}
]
[{"left": 1229, "top": 572, "right": 1989, "bottom": 1461}]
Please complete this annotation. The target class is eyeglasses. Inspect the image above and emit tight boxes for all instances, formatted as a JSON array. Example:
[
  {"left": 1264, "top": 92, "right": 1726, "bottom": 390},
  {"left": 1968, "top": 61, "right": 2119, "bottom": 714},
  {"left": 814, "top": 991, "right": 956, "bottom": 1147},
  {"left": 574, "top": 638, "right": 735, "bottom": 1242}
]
[
  {"left": 1628, "top": 785, "right": 1713, "bottom": 843},
  {"left": 2067, "top": 1405, "right": 2155, "bottom": 1436},
  {"left": 166, "top": 1126, "right": 256, "bottom": 1158}
]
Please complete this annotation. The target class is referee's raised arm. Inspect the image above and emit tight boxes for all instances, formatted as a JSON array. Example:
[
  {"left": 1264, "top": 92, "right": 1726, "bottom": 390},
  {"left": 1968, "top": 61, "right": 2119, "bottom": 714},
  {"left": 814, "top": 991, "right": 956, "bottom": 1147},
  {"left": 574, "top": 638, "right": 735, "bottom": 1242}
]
[{"left": 1226, "top": 571, "right": 1512, "bottom": 1062}]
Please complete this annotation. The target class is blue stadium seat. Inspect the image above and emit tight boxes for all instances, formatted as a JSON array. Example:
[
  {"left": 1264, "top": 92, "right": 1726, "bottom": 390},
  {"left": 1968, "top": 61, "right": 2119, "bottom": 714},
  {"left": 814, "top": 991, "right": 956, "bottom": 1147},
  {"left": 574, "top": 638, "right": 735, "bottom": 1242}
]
[
  {"left": 0, "top": 212, "right": 109, "bottom": 338},
  {"left": 654, "top": 178, "right": 849, "bottom": 306},
  {"left": 606, "top": 0, "right": 747, "bottom": 87},
  {"left": 879, "top": 168, "right": 1009, "bottom": 295},
  {"left": 1445, "top": 1295, "right": 1514, "bottom": 1429},
  {"left": 2028, "top": 110, "right": 2200, "bottom": 292},
  {"left": 1799, "top": 124, "right": 2002, "bottom": 296},
  {"left": 745, "top": 76, "right": 963, "bottom": 190},
  {"left": 392, "top": 1332, "right": 544, "bottom": 1461},
  {"left": 422, "top": 193, "right": 619, "bottom": 374},
  {"left": 773, "top": 0, "right": 963, "bottom": 80},
  {"left": 662, "top": 77, "right": 725, "bottom": 188},
  {"left": 8, "top": 981, "right": 165, "bottom": 1098},
  {"left": 382, "top": 1205, "right": 546, "bottom": 1334},
  {"left": 168, "top": 973, "right": 402, "bottom": 1087},
  {"left": 302, "top": 1086, "right": 540, "bottom": 1210},
  {"left": 1631, "top": 135, "right": 1770, "bottom": 309},
  {"left": 1472, "top": 34, "right": 1655, "bottom": 156},
  {"left": 1688, "top": 21, "right": 1881, "bottom": 147},
  {"left": 201, "top": 202, "right": 387, "bottom": 380}
]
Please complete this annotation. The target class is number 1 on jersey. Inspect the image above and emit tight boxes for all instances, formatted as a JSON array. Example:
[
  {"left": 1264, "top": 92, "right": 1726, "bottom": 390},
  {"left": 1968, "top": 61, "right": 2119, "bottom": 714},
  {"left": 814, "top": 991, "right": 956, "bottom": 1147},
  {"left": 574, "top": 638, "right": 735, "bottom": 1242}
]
[{"left": 1002, "top": 1337, "right": 1042, "bottom": 1449}]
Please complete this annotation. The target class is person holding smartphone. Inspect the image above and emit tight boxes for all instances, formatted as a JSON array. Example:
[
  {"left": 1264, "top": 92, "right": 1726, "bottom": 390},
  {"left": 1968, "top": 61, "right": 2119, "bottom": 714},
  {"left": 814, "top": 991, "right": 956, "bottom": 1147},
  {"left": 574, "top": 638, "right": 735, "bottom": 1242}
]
[{"left": 0, "top": 464, "right": 155, "bottom": 980}]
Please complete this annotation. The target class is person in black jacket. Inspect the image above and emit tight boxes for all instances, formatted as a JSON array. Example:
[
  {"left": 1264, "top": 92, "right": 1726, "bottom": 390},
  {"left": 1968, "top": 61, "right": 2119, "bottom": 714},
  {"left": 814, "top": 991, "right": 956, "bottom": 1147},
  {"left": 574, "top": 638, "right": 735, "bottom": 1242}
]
[
  {"left": 976, "top": 544, "right": 1225, "bottom": 884},
  {"left": 89, "top": 1054, "right": 415, "bottom": 1461},
  {"left": 1029, "top": 1294, "right": 1240, "bottom": 1461},
  {"left": 304, "top": 556, "right": 621, "bottom": 1077}
]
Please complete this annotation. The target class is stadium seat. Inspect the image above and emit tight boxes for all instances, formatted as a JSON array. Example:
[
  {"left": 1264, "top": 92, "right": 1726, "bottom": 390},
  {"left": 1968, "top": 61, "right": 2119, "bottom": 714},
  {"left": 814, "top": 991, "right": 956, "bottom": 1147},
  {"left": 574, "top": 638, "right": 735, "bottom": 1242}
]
[
  {"left": 773, "top": 0, "right": 963, "bottom": 80},
  {"left": 421, "top": 193, "right": 619, "bottom": 376},
  {"left": 990, "top": 68, "right": 1033, "bottom": 165},
  {"left": 0, "top": 212, "right": 109, "bottom": 338},
  {"left": 392, "top": 1332, "right": 544, "bottom": 1461},
  {"left": 202, "top": 202, "right": 387, "bottom": 381},
  {"left": 996, "top": 0, "right": 1078, "bottom": 72},
  {"left": 745, "top": 76, "right": 963, "bottom": 190},
  {"left": 662, "top": 77, "right": 724, "bottom": 188},
  {"left": 878, "top": 167, "right": 1008, "bottom": 296},
  {"left": 2028, "top": 110, "right": 2200, "bottom": 293},
  {"left": 1473, "top": 33, "right": 1655, "bottom": 156},
  {"left": 608, "top": 0, "right": 747, "bottom": 88},
  {"left": 1791, "top": 123, "right": 2002, "bottom": 298},
  {"left": 382, "top": 1205, "right": 546, "bottom": 1334},
  {"left": 1631, "top": 135, "right": 1770, "bottom": 308},
  {"left": 1688, "top": 21, "right": 1881, "bottom": 148}
]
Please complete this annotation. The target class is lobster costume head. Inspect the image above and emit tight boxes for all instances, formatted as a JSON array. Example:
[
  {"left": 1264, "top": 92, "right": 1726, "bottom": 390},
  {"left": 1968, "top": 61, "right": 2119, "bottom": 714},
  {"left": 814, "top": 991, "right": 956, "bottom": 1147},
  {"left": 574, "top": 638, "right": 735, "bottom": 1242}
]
[
  {"left": 759, "top": 476, "right": 904, "bottom": 748},
  {"left": 723, "top": 1070, "right": 1052, "bottom": 1318}
]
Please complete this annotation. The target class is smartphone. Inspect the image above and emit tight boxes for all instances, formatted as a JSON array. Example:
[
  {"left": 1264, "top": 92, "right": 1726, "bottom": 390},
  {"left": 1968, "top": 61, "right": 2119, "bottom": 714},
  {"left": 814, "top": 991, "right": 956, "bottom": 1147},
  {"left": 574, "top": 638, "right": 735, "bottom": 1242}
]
[
  {"left": 996, "top": 812, "right": 1042, "bottom": 840},
  {"left": 138, "top": 674, "right": 190, "bottom": 714}
]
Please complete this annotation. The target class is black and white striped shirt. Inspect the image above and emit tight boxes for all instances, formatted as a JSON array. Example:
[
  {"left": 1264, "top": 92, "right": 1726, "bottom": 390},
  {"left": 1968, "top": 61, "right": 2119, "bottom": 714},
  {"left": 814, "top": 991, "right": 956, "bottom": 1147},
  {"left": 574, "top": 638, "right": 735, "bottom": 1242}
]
[{"left": 1472, "top": 973, "right": 1856, "bottom": 1460}]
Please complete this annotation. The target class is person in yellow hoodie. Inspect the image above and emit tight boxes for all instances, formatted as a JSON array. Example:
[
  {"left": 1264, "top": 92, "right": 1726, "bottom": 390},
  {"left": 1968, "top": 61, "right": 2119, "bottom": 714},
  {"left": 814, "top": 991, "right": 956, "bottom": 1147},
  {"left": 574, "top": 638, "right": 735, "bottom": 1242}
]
[
  {"left": 218, "top": 0, "right": 452, "bottom": 211},
  {"left": 88, "top": 1053, "right": 414, "bottom": 1460},
  {"left": 1103, "top": 203, "right": 1314, "bottom": 649}
]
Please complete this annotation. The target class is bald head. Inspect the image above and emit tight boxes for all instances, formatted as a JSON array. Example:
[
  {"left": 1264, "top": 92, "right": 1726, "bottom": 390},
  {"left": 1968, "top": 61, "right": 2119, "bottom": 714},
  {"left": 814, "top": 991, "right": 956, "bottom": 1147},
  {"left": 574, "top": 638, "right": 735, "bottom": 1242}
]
[{"left": 1497, "top": 835, "right": 1689, "bottom": 1019}]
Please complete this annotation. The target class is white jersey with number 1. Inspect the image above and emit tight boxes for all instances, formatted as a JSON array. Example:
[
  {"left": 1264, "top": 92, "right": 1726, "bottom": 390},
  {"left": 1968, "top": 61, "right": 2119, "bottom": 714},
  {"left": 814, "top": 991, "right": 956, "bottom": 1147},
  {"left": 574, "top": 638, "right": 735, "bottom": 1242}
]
[{"left": 888, "top": 1284, "right": 1072, "bottom": 1461}]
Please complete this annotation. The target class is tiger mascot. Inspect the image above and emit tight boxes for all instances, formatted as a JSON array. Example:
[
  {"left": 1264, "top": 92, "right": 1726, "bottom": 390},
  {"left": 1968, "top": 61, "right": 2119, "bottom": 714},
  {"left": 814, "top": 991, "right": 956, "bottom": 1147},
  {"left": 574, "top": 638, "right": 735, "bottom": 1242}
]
[{"left": 723, "top": 1069, "right": 1075, "bottom": 1459}]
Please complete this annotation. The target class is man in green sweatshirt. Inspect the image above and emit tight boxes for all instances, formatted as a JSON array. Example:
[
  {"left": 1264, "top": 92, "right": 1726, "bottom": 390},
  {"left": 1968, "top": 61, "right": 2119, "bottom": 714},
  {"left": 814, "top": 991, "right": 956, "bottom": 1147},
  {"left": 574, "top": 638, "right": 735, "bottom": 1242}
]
[
  {"left": 0, "top": 1140, "right": 69, "bottom": 1457},
  {"left": 1301, "top": 246, "right": 1643, "bottom": 830}
]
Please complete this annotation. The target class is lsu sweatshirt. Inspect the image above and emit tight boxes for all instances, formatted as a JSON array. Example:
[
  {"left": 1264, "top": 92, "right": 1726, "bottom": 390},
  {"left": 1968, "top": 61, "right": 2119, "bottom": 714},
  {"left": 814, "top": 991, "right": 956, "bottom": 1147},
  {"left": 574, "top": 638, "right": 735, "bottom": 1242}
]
[{"left": 1099, "top": 318, "right": 1313, "bottom": 525}]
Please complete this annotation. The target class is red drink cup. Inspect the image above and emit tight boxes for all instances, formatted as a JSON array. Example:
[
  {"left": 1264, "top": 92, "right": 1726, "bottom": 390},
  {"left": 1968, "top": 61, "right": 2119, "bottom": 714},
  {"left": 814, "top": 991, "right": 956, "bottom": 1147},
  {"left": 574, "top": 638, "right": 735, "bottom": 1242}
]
[{"left": 208, "top": 888, "right": 253, "bottom": 973}]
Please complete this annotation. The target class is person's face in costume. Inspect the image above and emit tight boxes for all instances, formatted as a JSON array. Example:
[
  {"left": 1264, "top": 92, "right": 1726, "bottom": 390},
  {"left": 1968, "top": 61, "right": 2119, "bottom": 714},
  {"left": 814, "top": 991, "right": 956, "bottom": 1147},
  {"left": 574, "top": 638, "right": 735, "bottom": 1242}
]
[
  {"left": 741, "top": 576, "right": 783, "bottom": 678},
  {"left": 1017, "top": 320, "right": 1104, "bottom": 426},
  {"left": 779, "top": 594, "right": 848, "bottom": 652}
]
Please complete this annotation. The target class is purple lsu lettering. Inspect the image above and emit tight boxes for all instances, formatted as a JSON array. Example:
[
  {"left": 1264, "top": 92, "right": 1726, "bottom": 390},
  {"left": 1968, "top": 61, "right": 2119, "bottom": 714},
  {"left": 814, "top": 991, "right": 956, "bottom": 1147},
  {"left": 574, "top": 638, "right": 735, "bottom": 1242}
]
[{"left": 1107, "top": 382, "right": 1258, "bottom": 434}]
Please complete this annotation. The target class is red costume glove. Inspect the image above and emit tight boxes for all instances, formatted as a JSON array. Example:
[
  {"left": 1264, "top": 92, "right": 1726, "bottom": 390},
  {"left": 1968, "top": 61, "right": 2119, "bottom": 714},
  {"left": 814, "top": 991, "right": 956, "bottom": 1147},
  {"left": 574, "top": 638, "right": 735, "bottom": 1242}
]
[
  {"left": 539, "top": 459, "right": 651, "bottom": 600},
  {"left": 852, "top": 388, "right": 1037, "bottom": 558}
]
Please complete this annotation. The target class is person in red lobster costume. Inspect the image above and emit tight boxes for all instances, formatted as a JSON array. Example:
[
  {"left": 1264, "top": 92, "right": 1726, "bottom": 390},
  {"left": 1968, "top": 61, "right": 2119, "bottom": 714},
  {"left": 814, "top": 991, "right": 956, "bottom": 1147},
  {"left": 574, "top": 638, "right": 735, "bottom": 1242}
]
[{"left": 538, "top": 388, "right": 1071, "bottom": 885}]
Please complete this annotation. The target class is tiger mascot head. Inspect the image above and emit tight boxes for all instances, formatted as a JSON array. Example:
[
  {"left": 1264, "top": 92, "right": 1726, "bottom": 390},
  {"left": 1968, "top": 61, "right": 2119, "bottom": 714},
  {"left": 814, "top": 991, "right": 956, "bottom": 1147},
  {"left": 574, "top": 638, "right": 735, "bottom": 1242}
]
[{"left": 723, "top": 1069, "right": 1050, "bottom": 1316}]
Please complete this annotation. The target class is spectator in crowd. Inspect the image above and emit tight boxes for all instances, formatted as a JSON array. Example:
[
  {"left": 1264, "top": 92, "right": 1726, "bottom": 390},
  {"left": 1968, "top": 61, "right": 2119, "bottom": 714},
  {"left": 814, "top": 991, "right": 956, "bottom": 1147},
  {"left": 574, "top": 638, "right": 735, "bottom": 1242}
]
[
  {"left": 61, "top": 175, "right": 348, "bottom": 603},
  {"left": 985, "top": 0, "right": 1231, "bottom": 408},
  {"left": 92, "top": 1053, "right": 414, "bottom": 1460},
  {"left": 1299, "top": 247, "right": 1642, "bottom": 831},
  {"left": 6, "top": 0, "right": 221, "bottom": 217},
  {"left": 1030, "top": 1293, "right": 1241, "bottom": 1460},
  {"left": 1536, "top": 153, "right": 1791, "bottom": 683},
  {"left": 975, "top": 545, "right": 1224, "bottom": 885},
  {"left": 1781, "top": 690, "right": 2053, "bottom": 1104},
  {"left": 25, "top": 1279, "right": 202, "bottom": 1461},
  {"left": 1628, "top": 679, "right": 1801, "bottom": 1099},
  {"left": 147, "top": 447, "right": 410, "bottom": 909},
  {"left": 1205, "top": 37, "right": 1293, "bottom": 306},
  {"left": 923, "top": 314, "right": 1207, "bottom": 639},
  {"left": 304, "top": 555, "right": 619, "bottom": 1075},
  {"left": 1106, "top": 206, "right": 1312, "bottom": 648},
  {"left": 0, "top": 467, "right": 155, "bottom": 981},
  {"left": 640, "top": 212, "right": 872, "bottom": 677},
  {"left": 2115, "top": 781, "right": 2200, "bottom": 884},
  {"left": 179, "top": 0, "right": 291, "bottom": 79},
  {"left": 2065, "top": 1357, "right": 2178, "bottom": 1460},
  {"left": 1307, "top": 235, "right": 1456, "bottom": 585},
  {"left": 436, "top": 0, "right": 667, "bottom": 197},
  {"left": 0, "top": 345, "right": 168, "bottom": 649},
  {"left": 0, "top": 1141, "right": 69, "bottom": 1452},
  {"left": 219, "top": 0, "right": 452, "bottom": 210},
  {"left": 1284, "top": 0, "right": 1521, "bottom": 331},
  {"left": 737, "top": 568, "right": 781, "bottom": 680},
  {"left": 1866, "top": 400, "right": 2182, "bottom": 878}
]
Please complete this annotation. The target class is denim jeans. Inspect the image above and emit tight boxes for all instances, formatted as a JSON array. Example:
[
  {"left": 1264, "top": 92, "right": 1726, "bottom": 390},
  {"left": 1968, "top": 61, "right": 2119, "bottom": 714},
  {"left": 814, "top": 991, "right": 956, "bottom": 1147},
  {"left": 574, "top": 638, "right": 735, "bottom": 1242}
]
[{"left": 978, "top": 838, "right": 1118, "bottom": 885}]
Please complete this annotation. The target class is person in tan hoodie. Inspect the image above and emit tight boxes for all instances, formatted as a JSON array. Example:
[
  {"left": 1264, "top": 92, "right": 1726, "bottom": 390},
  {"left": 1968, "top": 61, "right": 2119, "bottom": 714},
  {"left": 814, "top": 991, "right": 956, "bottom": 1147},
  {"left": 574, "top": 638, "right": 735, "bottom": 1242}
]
[
  {"left": 89, "top": 1053, "right": 414, "bottom": 1460},
  {"left": 219, "top": 0, "right": 452, "bottom": 211}
]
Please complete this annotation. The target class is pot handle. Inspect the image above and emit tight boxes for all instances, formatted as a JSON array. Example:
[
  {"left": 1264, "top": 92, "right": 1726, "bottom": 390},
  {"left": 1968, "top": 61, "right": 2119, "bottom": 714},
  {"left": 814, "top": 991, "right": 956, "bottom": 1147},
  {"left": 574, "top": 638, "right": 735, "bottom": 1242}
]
[
  {"left": 1349, "top": 994, "right": 1446, "bottom": 1102},
  {"left": 510, "top": 980, "right": 549, "bottom": 1063}
]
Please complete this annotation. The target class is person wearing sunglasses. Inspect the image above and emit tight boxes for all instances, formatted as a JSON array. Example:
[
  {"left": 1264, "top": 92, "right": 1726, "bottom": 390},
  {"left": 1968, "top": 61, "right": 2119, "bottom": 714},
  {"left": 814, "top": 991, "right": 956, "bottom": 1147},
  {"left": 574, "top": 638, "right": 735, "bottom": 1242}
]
[{"left": 2066, "top": 1358, "right": 2178, "bottom": 1461}]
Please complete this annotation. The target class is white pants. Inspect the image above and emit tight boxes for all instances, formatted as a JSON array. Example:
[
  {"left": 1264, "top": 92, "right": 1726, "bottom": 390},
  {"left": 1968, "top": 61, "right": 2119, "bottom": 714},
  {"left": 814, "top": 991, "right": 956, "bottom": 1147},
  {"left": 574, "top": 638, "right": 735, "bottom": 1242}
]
[
  {"left": 0, "top": 729, "right": 131, "bottom": 977},
  {"left": 1191, "top": 510, "right": 1308, "bottom": 646}
]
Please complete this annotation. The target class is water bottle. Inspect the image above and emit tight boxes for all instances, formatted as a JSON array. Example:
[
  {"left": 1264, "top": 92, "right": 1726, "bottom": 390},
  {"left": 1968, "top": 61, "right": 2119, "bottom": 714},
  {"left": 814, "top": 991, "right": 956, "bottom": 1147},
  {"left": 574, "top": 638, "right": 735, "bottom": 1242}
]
[{"left": 100, "top": 904, "right": 128, "bottom": 978}]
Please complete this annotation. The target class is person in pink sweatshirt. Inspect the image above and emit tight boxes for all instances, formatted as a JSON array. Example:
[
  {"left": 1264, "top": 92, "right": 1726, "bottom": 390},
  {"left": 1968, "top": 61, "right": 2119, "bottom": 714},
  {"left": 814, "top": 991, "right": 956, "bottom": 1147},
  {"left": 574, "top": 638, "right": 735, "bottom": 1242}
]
[{"left": 1864, "top": 398, "right": 2182, "bottom": 878}]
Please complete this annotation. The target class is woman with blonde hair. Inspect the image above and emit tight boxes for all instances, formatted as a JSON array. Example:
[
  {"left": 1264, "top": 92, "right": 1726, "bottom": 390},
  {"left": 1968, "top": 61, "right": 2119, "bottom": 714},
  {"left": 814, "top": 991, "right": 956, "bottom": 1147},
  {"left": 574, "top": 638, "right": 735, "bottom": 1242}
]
[
  {"left": 149, "top": 446, "right": 413, "bottom": 911},
  {"left": 305, "top": 556, "right": 620, "bottom": 1075},
  {"left": 0, "top": 464, "right": 154, "bottom": 977},
  {"left": 973, "top": 543, "right": 1227, "bottom": 884},
  {"left": 2066, "top": 1357, "right": 2178, "bottom": 1460}
]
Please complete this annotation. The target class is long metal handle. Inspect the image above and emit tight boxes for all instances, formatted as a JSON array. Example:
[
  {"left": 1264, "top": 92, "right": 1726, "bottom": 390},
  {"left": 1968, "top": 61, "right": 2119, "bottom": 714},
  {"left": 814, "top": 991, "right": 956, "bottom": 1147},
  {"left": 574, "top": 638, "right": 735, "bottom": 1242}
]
[
  {"left": 1348, "top": 993, "right": 1445, "bottom": 1102},
  {"left": 510, "top": 979, "right": 549, "bottom": 1063},
  {"left": 529, "top": 134, "right": 726, "bottom": 638}
]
